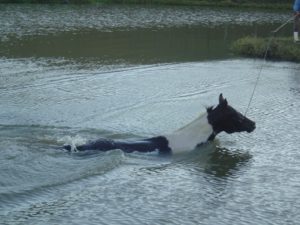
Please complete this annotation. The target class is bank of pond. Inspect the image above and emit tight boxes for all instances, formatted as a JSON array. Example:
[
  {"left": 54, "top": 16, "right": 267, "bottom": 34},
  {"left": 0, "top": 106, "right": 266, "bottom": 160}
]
[{"left": 232, "top": 36, "right": 300, "bottom": 63}]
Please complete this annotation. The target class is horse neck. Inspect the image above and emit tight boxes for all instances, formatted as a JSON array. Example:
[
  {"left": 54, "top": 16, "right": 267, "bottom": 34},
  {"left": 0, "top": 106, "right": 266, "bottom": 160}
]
[{"left": 165, "top": 112, "right": 214, "bottom": 153}]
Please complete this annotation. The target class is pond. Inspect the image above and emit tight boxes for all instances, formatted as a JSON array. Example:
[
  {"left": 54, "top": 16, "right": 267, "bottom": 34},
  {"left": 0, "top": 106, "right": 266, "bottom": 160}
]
[{"left": 0, "top": 4, "right": 300, "bottom": 225}]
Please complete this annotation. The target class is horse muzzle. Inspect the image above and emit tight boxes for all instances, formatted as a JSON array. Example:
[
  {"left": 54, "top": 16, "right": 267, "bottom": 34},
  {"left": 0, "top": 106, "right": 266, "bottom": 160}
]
[{"left": 246, "top": 121, "right": 256, "bottom": 133}]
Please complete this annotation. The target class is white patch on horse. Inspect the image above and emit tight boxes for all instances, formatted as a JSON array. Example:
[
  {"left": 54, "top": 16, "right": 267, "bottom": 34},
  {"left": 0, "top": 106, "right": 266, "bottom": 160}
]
[{"left": 165, "top": 112, "right": 213, "bottom": 154}]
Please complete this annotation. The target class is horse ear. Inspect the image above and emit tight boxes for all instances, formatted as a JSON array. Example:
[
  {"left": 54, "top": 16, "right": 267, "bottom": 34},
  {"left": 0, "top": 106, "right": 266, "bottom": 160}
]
[
  {"left": 206, "top": 106, "right": 213, "bottom": 113},
  {"left": 219, "top": 93, "right": 228, "bottom": 106}
]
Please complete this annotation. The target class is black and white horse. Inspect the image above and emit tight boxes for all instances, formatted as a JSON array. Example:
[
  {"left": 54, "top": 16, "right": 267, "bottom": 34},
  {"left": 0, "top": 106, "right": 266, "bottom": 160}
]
[{"left": 63, "top": 94, "right": 255, "bottom": 154}]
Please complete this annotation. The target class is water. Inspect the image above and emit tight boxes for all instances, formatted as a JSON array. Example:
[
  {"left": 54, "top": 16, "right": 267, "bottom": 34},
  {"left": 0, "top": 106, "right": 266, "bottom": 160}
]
[{"left": 1, "top": 4, "right": 300, "bottom": 225}]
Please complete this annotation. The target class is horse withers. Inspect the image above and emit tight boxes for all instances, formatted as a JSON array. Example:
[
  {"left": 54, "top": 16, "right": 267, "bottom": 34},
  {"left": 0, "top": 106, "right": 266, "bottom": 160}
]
[{"left": 63, "top": 94, "right": 255, "bottom": 154}]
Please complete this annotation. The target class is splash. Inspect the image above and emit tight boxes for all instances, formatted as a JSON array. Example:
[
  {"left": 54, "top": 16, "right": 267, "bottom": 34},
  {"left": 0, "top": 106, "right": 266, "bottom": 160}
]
[{"left": 58, "top": 135, "right": 87, "bottom": 152}]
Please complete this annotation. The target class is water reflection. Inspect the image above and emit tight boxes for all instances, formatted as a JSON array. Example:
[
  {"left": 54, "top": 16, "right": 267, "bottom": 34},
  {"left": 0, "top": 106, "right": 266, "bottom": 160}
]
[
  {"left": 204, "top": 146, "right": 252, "bottom": 177},
  {"left": 0, "top": 24, "right": 291, "bottom": 63},
  {"left": 289, "top": 64, "right": 300, "bottom": 96},
  {"left": 174, "top": 143, "right": 252, "bottom": 178}
]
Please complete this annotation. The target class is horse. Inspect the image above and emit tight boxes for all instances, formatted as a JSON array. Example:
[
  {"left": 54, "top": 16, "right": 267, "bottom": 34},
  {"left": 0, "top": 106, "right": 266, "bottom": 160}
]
[{"left": 63, "top": 94, "right": 255, "bottom": 154}]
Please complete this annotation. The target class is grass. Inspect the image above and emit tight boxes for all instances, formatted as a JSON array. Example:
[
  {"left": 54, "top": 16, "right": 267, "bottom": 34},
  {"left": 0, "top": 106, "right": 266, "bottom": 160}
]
[{"left": 231, "top": 36, "right": 300, "bottom": 62}]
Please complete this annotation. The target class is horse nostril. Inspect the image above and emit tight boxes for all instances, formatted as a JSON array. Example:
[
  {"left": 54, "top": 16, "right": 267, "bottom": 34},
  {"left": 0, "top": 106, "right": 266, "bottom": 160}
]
[{"left": 245, "top": 121, "right": 256, "bottom": 133}]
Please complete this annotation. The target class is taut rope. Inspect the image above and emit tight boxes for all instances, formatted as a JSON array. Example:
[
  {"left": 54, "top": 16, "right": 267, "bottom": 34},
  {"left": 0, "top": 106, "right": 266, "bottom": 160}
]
[{"left": 244, "top": 15, "right": 296, "bottom": 116}]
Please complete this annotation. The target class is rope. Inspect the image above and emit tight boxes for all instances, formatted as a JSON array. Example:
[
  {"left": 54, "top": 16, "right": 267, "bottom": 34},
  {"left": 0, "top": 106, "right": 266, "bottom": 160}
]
[
  {"left": 244, "top": 35, "right": 274, "bottom": 116},
  {"left": 244, "top": 15, "right": 296, "bottom": 116},
  {"left": 271, "top": 16, "right": 295, "bottom": 34}
]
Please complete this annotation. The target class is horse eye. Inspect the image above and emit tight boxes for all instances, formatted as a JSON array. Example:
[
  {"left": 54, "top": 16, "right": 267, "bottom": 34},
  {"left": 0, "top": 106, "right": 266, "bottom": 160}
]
[{"left": 238, "top": 116, "right": 246, "bottom": 122}]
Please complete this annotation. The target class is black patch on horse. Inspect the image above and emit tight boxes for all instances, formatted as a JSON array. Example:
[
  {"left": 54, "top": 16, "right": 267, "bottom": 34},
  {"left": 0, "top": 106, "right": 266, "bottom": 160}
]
[{"left": 64, "top": 136, "right": 171, "bottom": 155}]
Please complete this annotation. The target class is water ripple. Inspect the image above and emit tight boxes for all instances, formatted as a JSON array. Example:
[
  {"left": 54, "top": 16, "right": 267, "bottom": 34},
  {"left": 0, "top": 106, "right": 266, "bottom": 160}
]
[
  {"left": 1, "top": 55, "right": 300, "bottom": 224},
  {"left": 0, "top": 5, "right": 289, "bottom": 41}
]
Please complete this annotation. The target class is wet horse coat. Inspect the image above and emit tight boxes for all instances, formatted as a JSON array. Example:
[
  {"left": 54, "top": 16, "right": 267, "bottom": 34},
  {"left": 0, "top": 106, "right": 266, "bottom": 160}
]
[{"left": 63, "top": 94, "right": 255, "bottom": 154}]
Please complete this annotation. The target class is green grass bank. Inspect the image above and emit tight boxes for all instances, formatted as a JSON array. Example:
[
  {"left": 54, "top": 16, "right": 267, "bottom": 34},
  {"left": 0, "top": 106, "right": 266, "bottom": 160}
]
[
  {"left": 232, "top": 36, "right": 300, "bottom": 62},
  {"left": 0, "top": 0, "right": 291, "bottom": 10}
]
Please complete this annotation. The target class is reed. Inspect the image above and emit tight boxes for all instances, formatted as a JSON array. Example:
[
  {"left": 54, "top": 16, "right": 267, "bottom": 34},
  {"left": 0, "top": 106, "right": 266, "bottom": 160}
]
[{"left": 232, "top": 36, "right": 300, "bottom": 62}]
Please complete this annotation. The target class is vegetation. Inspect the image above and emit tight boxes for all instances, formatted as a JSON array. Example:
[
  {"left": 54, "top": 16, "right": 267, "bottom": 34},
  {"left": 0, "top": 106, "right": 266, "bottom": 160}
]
[
  {"left": 231, "top": 36, "right": 300, "bottom": 62},
  {"left": 0, "top": 0, "right": 291, "bottom": 9}
]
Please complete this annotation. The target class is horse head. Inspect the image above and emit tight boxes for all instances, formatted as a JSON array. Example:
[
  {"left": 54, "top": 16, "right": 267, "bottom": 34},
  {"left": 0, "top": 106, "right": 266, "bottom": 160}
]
[{"left": 207, "top": 94, "right": 255, "bottom": 136}]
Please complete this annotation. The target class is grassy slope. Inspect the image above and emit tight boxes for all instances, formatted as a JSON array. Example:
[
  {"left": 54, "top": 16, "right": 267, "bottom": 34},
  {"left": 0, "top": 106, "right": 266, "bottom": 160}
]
[{"left": 232, "top": 36, "right": 300, "bottom": 62}]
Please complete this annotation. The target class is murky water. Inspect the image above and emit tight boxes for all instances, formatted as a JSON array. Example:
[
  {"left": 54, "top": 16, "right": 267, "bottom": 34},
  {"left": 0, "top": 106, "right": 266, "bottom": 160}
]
[{"left": 1, "top": 4, "right": 300, "bottom": 225}]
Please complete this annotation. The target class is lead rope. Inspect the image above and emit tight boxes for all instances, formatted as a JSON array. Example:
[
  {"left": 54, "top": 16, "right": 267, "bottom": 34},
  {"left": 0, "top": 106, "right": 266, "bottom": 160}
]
[
  {"left": 244, "top": 15, "right": 296, "bottom": 116},
  {"left": 244, "top": 35, "right": 274, "bottom": 116}
]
